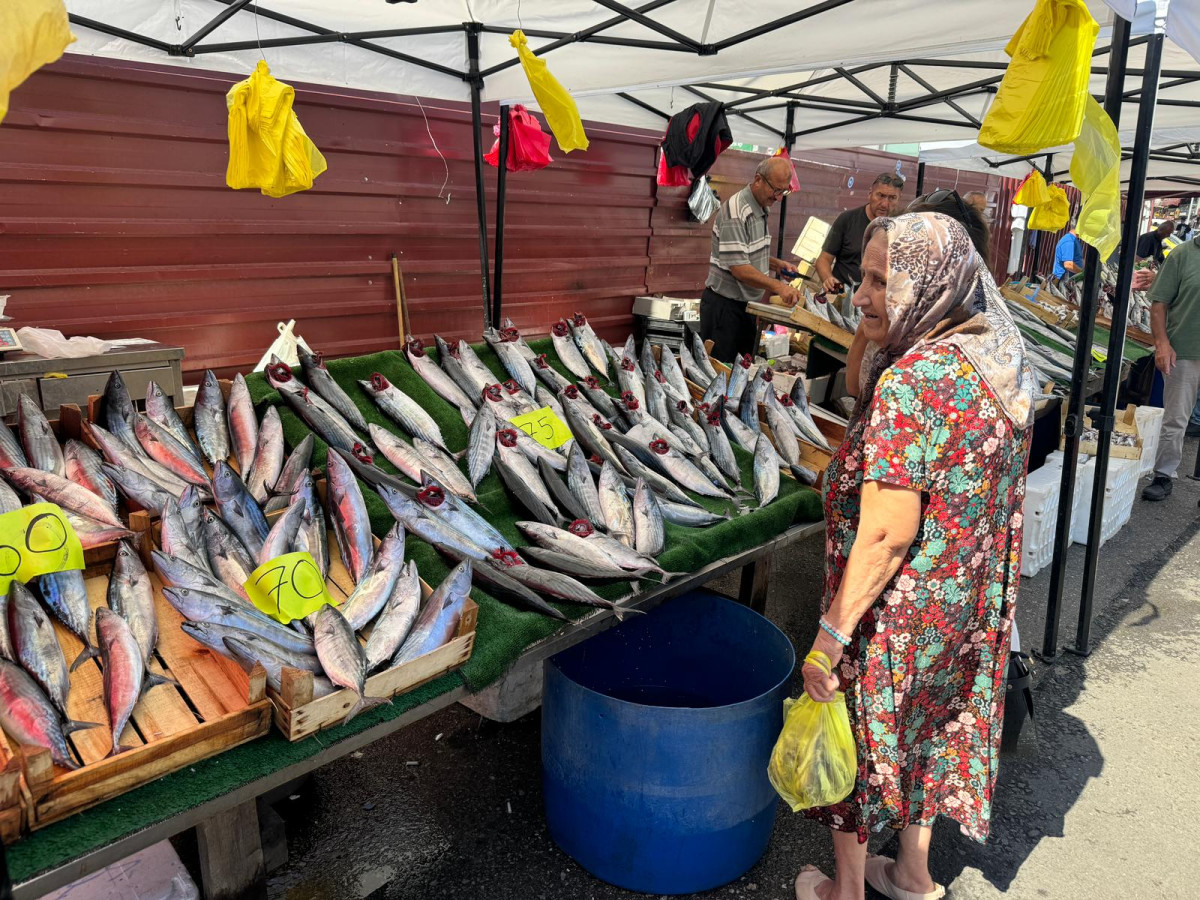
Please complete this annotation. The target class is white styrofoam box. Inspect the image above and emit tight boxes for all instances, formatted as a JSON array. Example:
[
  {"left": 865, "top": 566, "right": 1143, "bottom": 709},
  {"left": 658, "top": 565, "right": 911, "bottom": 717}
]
[
  {"left": 1021, "top": 459, "right": 1065, "bottom": 577},
  {"left": 43, "top": 841, "right": 198, "bottom": 900},
  {"left": 761, "top": 332, "right": 790, "bottom": 359},
  {"left": 1070, "top": 457, "right": 1140, "bottom": 547},
  {"left": 1134, "top": 405, "right": 1165, "bottom": 477},
  {"left": 632, "top": 295, "right": 700, "bottom": 321}
]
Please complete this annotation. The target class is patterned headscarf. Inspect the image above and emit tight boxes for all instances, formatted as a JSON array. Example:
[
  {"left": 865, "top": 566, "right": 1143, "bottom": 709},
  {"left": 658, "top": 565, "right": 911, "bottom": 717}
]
[{"left": 854, "top": 212, "right": 1036, "bottom": 429}]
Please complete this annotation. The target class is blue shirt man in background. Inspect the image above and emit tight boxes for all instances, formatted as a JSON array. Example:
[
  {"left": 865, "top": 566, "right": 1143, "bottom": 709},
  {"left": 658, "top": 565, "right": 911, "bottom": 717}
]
[{"left": 1050, "top": 226, "right": 1083, "bottom": 292}]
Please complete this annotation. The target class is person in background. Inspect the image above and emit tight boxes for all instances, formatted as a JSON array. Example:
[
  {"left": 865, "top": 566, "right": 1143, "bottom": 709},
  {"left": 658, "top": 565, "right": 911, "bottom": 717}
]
[
  {"left": 845, "top": 189, "right": 992, "bottom": 399},
  {"left": 1142, "top": 233, "right": 1200, "bottom": 501},
  {"left": 816, "top": 174, "right": 906, "bottom": 293},
  {"left": 1176, "top": 219, "right": 1192, "bottom": 241},
  {"left": 1136, "top": 220, "right": 1175, "bottom": 265},
  {"left": 795, "top": 213, "right": 1034, "bottom": 900},
  {"left": 700, "top": 156, "right": 802, "bottom": 363},
  {"left": 1049, "top": 224, "right": 1084, "bottom": 293},
  {"left": 963, "top": 190, "right": 989, "bottom": 221}
]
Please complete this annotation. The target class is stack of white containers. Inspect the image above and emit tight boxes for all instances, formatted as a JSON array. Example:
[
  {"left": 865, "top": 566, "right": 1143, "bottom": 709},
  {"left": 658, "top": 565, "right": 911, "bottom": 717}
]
[
  {"left": 1134, "top": 405, "right": 1165, "bottom": 477},
  {"left": 1069, "top": 455, "right": 1141, "bottom": 547},
  {"left": 1021, "top": 451, "right": 1088, "bottom": 577}
]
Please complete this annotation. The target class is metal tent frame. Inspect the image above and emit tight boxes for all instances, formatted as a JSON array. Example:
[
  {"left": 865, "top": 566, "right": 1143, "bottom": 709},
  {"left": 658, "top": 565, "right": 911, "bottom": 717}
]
[{"left": 65, "top": 0, "right": 1176, "bottom": 657}]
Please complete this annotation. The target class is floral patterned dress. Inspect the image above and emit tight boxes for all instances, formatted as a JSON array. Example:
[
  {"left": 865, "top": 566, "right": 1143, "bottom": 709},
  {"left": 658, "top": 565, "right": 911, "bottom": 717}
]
[{"left": 805, "top": 344, "right": 1030, "bottom": 843}]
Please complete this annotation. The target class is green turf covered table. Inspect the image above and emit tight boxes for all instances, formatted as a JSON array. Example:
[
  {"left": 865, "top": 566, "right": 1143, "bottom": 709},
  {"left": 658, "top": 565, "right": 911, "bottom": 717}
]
[{"left": 7, "top": 338, "right": 823, "bottom": 899}]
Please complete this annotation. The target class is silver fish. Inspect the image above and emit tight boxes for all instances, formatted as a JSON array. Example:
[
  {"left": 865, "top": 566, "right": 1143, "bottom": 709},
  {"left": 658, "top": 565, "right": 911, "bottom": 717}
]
[
  {"left": 494, "top": 452, "right": 561, "bottom": 527},
  {"left": 108, "top": 540, "right": 158, "bottom": 666},
  {"left": 101, "top": 370, "right": 139, "bottom": 450},
  {"left": 538, "top": 457, "right": 588, "bottom": 521},
  {"left": 314, "top": 605, "right": 383, "bottom": 724},
  {"left": 678, "top": 339, "right": 711, "bottom": 389},
  {"left": 659, "top": 498, "right": 731, "bottom": 527},
  {"left": 0, "top": 480, "right": 19, "bottom": 514},
  {"left": 754, "top": 434, "right": 781, "bottom": 506},
  {"left": 535, "top": 385, "right": 567, "bottom": 423},
  {"left": 687, "top": 325, "right": 719, "bottom": 381},
  {"left": 578, "top": 376, "right": 619, "bottom": 419},
  {"left": 181, "top": 621, "right": 322, "bottom": 673},
  {"left": 451, "top": 340, "right": 498, "bottom": 398},
  {"left": 146, "top": 380, "right": 203, "bottom": 464},
  {"left": 765, "top": 393, "right": 802, "bottom": 467},
  {"left": 643, "top": 371, "right": 672, "bottom": 427},
  {"left": 152, "top": 551, "right": 246, "bottom": 606},
  {"left": 359, "top": 373, "right": 450, "bottom": 453},
  {"left": 393, "top": 561, "right": 471, "bottom": 664},
  {"left": 9, "top": 581, "right": 72, "bottom": 715},
  {"left": 134, "top": 414, "right": 209, "bottom": 489},
  {"left": 86, "top": 422, "right": 190, "bottom": 497},
  {"left": 274, "top": 375, "right": 369, "bottom": 460},
  {"left": 417, "top": 475, "right": 513, "bottom": 552},
  {"left": 498, "top": 560, "right": 629, "bottom": 617},
  {"left": 726, "top": 354, "right": 752, "bottom": 412},
  {"left": 162, "top": 587, "right": 316, "bottom": 657},
  {"left": 465, "top": 405, "right": 496, "bottom": 488},
  {"left": 35, "top": 570, "right": 98, "bottom": 671},
  {"left": 160, "top": 497, "right": 209, "bottom": 572},
  {"left": 566, "top": 442, "right": 605, "bottom": 525},
  {"left": 657, "top": 344, "right": 692, "bottom": 401},
  {"left": 612, "top": 445, "right": 693, "bottom": 506},
  {"left": 64, "top": 513, "right": 136, "bottom": 549},
  {"left": 667, "top": 399, "right": 709, "bottom": 453},
  {"left": 484, "top": 327, "right": 537, "bottom": 397},
  {"left": 212, "top": 461, "right": 269, "bottom": 559},
  {"left": 258, "top": 495, "right": 309, "bottom": 565},
  {"left": 411, "top": 437, "right": 477, "bottom": 503},
  {"left": 434, "top": 336, "right": 484, "bottom": 405},
  {"left": 517, "top": 520, "right": 667, "bottom": 576},
  {"left": 0, "top": 417, "right": 28, "bottom": 469},
  {"left": 0, "top": 659, "right": 94, "bottom": 769},
  {"left": 520, "top": 545, "right": 652, "bottom": 580},
  {"left": 299, "top": 346, "right": 368, "bottom": 432},
  {"left": 405, "top": 338, "right": 477, "bottom": 414},
  {"left": 632, "top": 478, "right": 665, "bottom": 557},
  {"left": 531, "top": 352, "right": 574, "bottom": 394},
  {"left": 6, "top": 466, "right": 123, "bottom": 526},
  {"left": 561, "top": 400, "right": 623, "bottom": 473},
  {"left": 64, "top": 439, "right": 117, "bottom": 509},
  {"left": 701, "top": 371, "right": 728, "bottom": 408},
  {"left": 616, "top": 356, "right": 647, "bottom": 408},
  {"left": 701, "top": 402, "right": 742, "bottom": 485},
  {"left": 339, "top": 524, "right": 405, "bottom": 631},
  {"left": 264, "top": 433, "right": 314, "bottom": 513},
  {"left": 201, "top": 508, "right": 255, "bottom": 600},
  {"left": 223, "top": 636, "right": 336, "bottom": 698},
  {"left": 644, "top": 437, "right": 731, "bottom": 499},
  {"left": 245, "top": 406, "right": 285, "bottom": 505},
  {"left": 779, "top": 390, "right": 832, "bottom": 450},
  {"left": 496, "top": 427, "right": 557, "bottom": 511},
  {"left": 18, "top": 394, "right": 65, "bottom": 476},
  {"left": 96, "top": 606, "right": 144, "bottom": 756},
  {"left": 570, "top": 314, "right": 610, "bottom": 380},
  {"left": 227, "top": 373, "right": 258, "bottom": 475},
  {"left": 194, "top": 369, "right": 231, "bottom": 467},
  {"left": 0, "top": 587, "right": 11, "bottom": 660},
  {"left": 178, "top": 484, "right": 205, "bottom": 547},
  {"left": 292, "top": 474, "right": 329, "bottom": 578},
  {"left": 598, "top": 462, "right": 634, "bottom": 547},
  {"left": 363, "top": 561, "right": 422, "bottom": 672},
  {"left": 550, "top": 319, "right": 593, "bottom": 381},
  {"left": 326, "top": 450, "right": 374, "bottom": 583}
]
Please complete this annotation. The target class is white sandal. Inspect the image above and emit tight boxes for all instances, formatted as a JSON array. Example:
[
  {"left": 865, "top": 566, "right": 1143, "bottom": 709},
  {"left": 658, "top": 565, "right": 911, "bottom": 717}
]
[
  {"left": 795, "top": 866, "right": 833, "bottom": 900},
  {"left": 864, "top": 856, "right": 946, "bottom": 900}
]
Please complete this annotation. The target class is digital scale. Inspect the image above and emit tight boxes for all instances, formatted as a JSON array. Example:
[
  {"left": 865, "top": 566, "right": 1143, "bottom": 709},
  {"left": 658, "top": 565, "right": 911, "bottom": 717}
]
[{"left": 0, "top": 296, "right": 20, "bottom": 357}]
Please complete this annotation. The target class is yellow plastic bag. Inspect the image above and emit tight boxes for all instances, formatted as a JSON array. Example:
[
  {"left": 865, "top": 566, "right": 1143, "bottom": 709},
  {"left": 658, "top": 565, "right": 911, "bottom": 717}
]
[
  {"left": 978, "top": 0, "right": 1099, "bottom": 155},
  {"left": 0, "top": 0, "right": 74, "bottom": 125},
  {"left": 510, "top": 30, "right": 588, "bottom": 153},
  {"left": 767, "top": 651, "right": 856, "bottom": 812},
  {"left": 226, "top": 60, "right": 327, "bottom": 198},
  {"left": 1013, "top": 170, "right": 1051, "bottom": 209},
  {"left": 1070, "top": 96, "right": 1122, "bottom": 261},
  {"left": 1028, "top": 183, "right": 1070, "bottom": 232}
]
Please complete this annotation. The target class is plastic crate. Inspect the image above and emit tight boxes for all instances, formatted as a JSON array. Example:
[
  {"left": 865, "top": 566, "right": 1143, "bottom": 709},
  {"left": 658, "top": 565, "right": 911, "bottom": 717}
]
[
  {"left": 1021, "top": 459, "right": 1065, "bottom": 577},
  {"left": 1134, "top": 405, "right": 1165, "bottom": 477},
  {"left": 1071, "top": 457, "right": 1141, "bottom": 547}
]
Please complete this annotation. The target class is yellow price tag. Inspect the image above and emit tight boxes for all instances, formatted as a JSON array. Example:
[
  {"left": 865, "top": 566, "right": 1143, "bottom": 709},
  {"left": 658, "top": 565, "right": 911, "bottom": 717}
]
[
  {"left": 243, "top": 552, "right": 335, "bottom": 624},
  {"left": 509, "top": 406, "right": 572, "bottom": 449},
  {"left": 0, "top": 503, "right": 85, "bottom": 594}
]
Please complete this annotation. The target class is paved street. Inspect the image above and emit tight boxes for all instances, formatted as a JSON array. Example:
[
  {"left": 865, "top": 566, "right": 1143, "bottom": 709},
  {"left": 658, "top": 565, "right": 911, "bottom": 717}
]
[{"left": 251, "top": 459, "right": 1200, "bottom": 900}]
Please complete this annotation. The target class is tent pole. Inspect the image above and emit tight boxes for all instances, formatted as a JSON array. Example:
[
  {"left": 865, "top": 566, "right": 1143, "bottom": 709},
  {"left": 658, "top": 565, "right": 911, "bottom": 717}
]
[
  {"left": 1041, "top": 15, "right": 1132, "bottom": 661},
  {"left": 915, "top": 161, "right": 926, "bottom": 197},
  {"left": 493, "top": 105, "right": 511, "bottom": 331},
  {"left": 466, "top": 23, "right": 492, "bottom": 330},
  {"left": 1071, "top": 25, "right": 1165, "bottom": 657},
  {"left": 775, "top": 104, "right": 795, "bottom": 259}
]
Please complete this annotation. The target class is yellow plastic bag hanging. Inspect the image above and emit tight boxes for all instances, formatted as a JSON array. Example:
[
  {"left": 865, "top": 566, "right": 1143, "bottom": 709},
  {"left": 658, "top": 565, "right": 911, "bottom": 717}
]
[
  {"left": 767, "top": 651, "right": 857, "bottom": 811},
  {"left": 1028, "top": 183, "right": 1070, "bottom": 232},
  {"left": 0, "top": 0, "right": 74, "bottom": 125},
  {"left": 226, "top": 60, "right": 327, "bottom": 198},
  {"left": 510, "top": 30, "right": 588, "bottom": 153},
  {"left": 978, "top": 0, "right": 1099, "bottom": 155},
  {"left": 1013, "top": 170, "right": 1051, "bottom": 209},
  {"left": 1070, "top": 96, "right": 1122, "bottom": 261}
]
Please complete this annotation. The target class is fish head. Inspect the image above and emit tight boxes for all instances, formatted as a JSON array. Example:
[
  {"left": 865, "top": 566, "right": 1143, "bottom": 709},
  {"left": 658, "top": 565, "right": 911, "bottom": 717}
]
[
  {"left": 567, "top": 519, "right": 595, "bottom": 537},
  {"left": 482, "top": 384, "right": 503, "bottom": 403},
  {"left": 147, "top": 381, "right": 165, "bottom": 402},
  {"left": 499, "top": 327, "right": 521, "bottom": 343},
  {"left": 649, "top": 438, "right": 671, "bottom": 456},
  {"left": 502, "top": 380, "right": 521, "bottom": 395},
  {"left": 738, "top": 354, "right": 752, "bottom": 369},
  {"left": 620, "top": 392, "right": 639, "bottom": 410},
  {"left": 351, "top": 443, "right": 374, "bottom": 465},
  {"left": 369, "top": 373, "right": 390, "bottom": 393},
  {"left": 572, "top": 313, "right": 587, "bottom": 327},
  {"left": 534, "top": 353, "right": 551, "bottom": 370},
  {"left": 496, "top": 428, "right": 520, "bottom": 449},
  {"left": 706, "top": 408, "right": 723, "bottom": 427},
  {"left": 416, "top": 483, "right": 446, "bottom": 509},
  {"left": 313, "top": 350, "right": 328, "bottom": 370},
  {"left": 582, "top": 376, "right": 600, "bottom": 390},
  {"left": 213, "top": 462, "right": 240, "bottom": 499},
  {"left": 406, "top": 337, "right": 427, "bottom": 357},
  {"left": 762, "top": 368, "right": 774, "bottom": 383},
  {"left": 778, "top": 392, "right": 795, "bottom": 408},
  {"left": 551, "top": 320, "right": 571, "bottom": 337},
  {"left": 561, "top": 385, "right": 580, "bottom": 400},
  {"left": 267, "top": 362, "right": 294, "bottom": 388},
  {"left": 621, "top": 357, "right": 635, "bottom": 372},
  {"left": 591, "top": 414, "right": 612, "bottom": 431},
  {"left": 654, "top": 370, "right": 667, "bottom": 384},
  {"left": 202, "top": 369, "right": 220, "bottom": 390},
  {"left": 676, "top": 400, "right": 689, "bottom": 413},
  {"left": 490, "top": 547, "right": 524, "bottom": 568}
]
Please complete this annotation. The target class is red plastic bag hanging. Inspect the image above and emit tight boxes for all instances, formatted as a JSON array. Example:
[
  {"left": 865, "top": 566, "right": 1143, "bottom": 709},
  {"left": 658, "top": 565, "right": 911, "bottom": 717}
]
[
  {"left": 656, "top": 149, "right": 692, "bottom": 187},
  {"left": 772, "top": 147, "right": 801, "bottom": 193},
  {"left": 484, "top": 105, "right": 552, "bottom": 172}
]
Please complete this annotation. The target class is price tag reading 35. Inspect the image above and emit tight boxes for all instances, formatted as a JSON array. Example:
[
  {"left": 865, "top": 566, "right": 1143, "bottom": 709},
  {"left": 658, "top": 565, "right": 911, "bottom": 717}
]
[
  {"left": 243, "top": 551, "right": 335, "bottom": 624},
  {"left": 508, "top": 406, "right": 572, "bottom": 450},
  {"left": 0, "top": 503, "right": 85, "bottom": 593}
]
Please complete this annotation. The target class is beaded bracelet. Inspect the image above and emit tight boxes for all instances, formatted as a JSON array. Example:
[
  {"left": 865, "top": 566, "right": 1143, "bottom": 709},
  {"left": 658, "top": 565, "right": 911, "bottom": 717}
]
[{"left": 819, "top": 617, "right": 851, "bottom": 647}]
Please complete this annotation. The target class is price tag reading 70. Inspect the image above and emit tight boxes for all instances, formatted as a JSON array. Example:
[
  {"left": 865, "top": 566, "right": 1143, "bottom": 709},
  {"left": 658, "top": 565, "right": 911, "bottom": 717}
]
[
  {"left": 243, "top": 552, "right": 336, "bottom": 624},
  {"left": 0, "top": 503, "right": 85, "bottom": 594},
  {"left": 508, "top": 406, "right": 572, "bottom": 450}
]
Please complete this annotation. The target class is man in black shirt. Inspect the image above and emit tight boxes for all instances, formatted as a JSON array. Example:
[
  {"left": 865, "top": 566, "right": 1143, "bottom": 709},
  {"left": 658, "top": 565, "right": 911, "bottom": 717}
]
[
  {"left": 815, "top": 173, "right": 904, "bottom": 292},
  {"left": 1136, "top": 220, "right": 1175, "bottom": 264}
]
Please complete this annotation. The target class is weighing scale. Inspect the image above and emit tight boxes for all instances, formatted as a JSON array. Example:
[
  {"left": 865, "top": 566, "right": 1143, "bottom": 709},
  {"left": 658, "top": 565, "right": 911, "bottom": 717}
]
[{"left": 0, "top": 297, "right": 20, "bottom": 358}]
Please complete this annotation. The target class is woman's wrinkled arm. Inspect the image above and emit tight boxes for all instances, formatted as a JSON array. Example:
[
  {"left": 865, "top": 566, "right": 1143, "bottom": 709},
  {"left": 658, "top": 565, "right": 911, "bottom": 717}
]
[{"left": 804, "top": 480, "right": 922, "bottom": 700}]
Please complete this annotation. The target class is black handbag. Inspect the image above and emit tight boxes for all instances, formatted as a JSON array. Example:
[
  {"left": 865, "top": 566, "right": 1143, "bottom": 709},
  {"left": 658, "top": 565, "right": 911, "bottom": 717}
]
[{"left": 1001, "top": 651, "right": 1037, "bottom": 757}]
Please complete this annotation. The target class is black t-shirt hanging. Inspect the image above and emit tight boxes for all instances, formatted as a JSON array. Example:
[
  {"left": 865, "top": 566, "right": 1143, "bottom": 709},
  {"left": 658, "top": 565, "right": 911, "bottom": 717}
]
[{"left": 661, "top": 102, "right": 732, "bottom": 179}]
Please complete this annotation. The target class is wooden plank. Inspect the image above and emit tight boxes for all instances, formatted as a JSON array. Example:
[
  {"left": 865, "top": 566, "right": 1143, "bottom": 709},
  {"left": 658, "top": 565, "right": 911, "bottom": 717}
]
[
  {"left": 195, "top": 799, "right": 267, "bottom": 900},
  {"left": 738, "top": 551, "right": 773, "bottom": 614},
  {"left": 151, "top": 580, "right": 243, "bottom": 722}
]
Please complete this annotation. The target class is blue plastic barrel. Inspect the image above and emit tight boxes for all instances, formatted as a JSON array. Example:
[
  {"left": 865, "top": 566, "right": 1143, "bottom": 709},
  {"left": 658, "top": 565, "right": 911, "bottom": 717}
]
[{"left": 542, "top": 591, "right": 795, "bottom": 895}]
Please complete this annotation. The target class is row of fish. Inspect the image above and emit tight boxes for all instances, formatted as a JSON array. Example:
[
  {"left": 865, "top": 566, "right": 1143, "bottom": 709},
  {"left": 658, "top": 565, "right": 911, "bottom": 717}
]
[{"left": 801, "top": 286, "right": 863, "bottom": 332}]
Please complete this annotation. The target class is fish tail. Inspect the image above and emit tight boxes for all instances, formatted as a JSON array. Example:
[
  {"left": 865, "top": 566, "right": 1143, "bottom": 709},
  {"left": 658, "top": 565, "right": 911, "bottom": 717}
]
[
  {"left": 144, "top": 671, "right": 181, "bottom": 691},
  {"left": 107, "top": 737, "right": 136, "bottom": 757},
  {"left": 341, "top": 693, "right": 391, "bottom": 727},
  {"left": 610, "top": 604, "right": 646, "bottom": 622},
  {"left": 70, "top": 645, "right": 101, "bottom": 672},
  {"left": 64, "top": 718, "right": 105, "bottom": 734}
]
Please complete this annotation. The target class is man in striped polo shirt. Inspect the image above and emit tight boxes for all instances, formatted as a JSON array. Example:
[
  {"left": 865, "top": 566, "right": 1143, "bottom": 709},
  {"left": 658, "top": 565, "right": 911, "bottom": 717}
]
[{"left": 701, "top": 156, "right": 802, "bottom": 363}]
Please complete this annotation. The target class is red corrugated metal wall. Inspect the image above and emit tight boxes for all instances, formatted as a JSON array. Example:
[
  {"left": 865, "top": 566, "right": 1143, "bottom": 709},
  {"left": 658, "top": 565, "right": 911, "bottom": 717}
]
[{"left": 0, "top": 55, "right": 658, "bottom": 379}]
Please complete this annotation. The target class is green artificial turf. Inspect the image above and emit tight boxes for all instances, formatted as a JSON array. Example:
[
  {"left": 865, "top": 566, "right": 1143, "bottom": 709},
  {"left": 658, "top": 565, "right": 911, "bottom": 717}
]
[{"left": 6, "top": 337, "right": 820, "bottom": 885}]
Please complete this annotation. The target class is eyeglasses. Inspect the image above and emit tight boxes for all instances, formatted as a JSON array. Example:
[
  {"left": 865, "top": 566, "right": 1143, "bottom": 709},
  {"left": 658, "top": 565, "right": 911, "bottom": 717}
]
[
  {"left": 922, "top": 188, "right": 972, "bottom": 222},
  {"left": 758, "top": 174, "right": 792, "bottom": 199},
  {"left": 874, "top": 174, "right": 907, "bottom": 189}
]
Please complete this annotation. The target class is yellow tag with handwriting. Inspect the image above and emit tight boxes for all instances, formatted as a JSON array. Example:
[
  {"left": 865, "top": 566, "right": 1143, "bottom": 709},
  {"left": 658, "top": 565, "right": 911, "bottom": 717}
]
[
  {"left": 509, "top": 406, "right": 572, "bottom": 449},
  {"left": 0, "top": 503, "right": 85, "bottom": 593},
  {"left": 243, "top": 552, "right": 335, "bottom": 623}
]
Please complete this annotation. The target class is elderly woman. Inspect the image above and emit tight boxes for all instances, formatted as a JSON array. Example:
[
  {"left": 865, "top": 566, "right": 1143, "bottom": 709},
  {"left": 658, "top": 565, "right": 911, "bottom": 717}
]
[{"left": 795, "top": 213, "right": 1036, "bottom": 900}]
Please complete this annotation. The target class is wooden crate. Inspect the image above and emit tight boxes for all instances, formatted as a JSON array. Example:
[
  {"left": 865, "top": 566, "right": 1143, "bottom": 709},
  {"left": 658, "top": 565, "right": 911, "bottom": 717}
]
[
  {"left": 755, "top": 296, "right": 855, "bottom": 349},
  {"left": 11, "top": 556, "right": 271, "bottom": 831},
  {"left": 0, "top": 736, "right": 25, "bottom": 845},
  {"left": 1068, "top": 403, "right": 1143, "bottom": 460}
]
